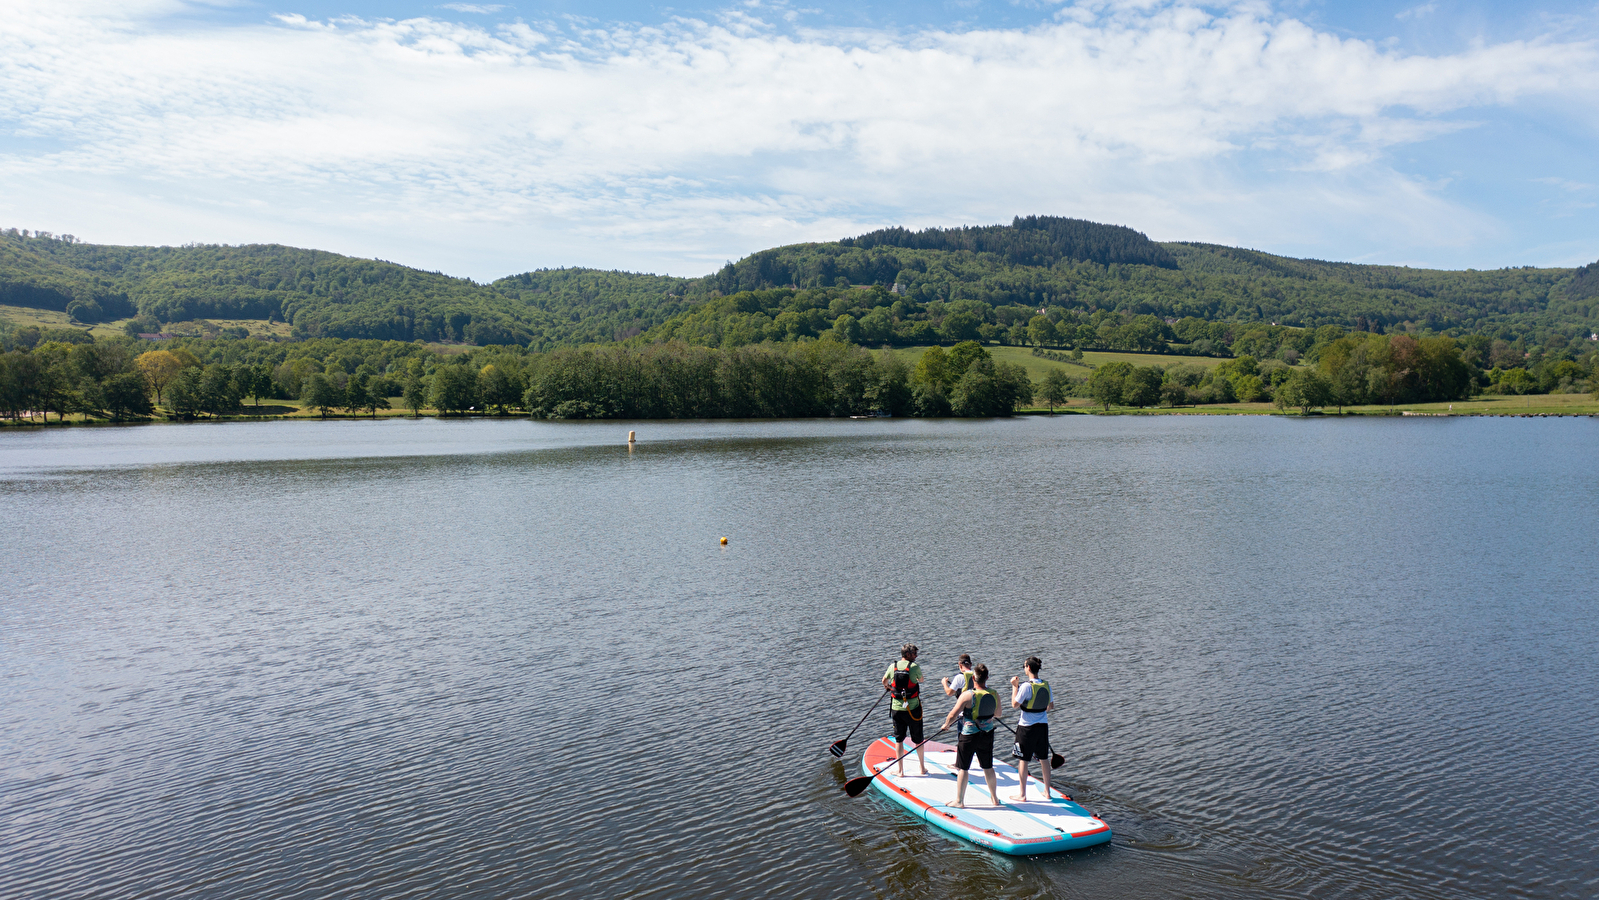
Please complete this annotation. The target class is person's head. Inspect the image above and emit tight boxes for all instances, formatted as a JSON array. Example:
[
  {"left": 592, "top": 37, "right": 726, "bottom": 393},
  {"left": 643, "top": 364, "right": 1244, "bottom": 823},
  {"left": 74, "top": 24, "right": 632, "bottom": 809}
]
[
  {"left": 958, "top": 653, "right": 972, "bottom": 671},
  {"left": 1024, "top": 656, "right": 1042, "bottom": 676},
  {"left": 974, "top": 664, "right": 989, "bottom": 686},
  {"left": 901, "top": 643, "right": 918, "bottom": 662}
]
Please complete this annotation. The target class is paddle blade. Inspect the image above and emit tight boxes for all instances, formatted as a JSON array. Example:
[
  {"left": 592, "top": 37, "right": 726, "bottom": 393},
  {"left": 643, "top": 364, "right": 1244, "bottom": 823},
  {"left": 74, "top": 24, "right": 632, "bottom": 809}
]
[
  {"left": 1050, "top": 753, "right": 1066, "bottom": 770},
  {"left": 842, "top": 775, "right": 875, "bottom": 797},
  {"left": 828, "top": 740, "right": 847, "bottom": 759}
]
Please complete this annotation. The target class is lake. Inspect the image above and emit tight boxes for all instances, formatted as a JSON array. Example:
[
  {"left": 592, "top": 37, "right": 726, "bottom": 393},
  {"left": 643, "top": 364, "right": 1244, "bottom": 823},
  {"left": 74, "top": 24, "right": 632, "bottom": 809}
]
[{"left": 2, "top": 416, "right": 1596, "bottom": 899}]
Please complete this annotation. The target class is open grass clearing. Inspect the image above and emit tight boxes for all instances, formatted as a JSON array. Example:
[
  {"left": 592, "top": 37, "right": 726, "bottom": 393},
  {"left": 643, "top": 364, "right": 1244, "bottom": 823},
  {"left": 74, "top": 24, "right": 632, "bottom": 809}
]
[{"left": 889, "top": 344, "right": 1235, "bottom": 381}]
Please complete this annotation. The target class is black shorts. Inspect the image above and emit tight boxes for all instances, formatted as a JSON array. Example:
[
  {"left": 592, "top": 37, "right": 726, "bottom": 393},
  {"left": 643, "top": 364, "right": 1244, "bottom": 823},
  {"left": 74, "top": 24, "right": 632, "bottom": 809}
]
[
  {"left": 891, "top": 707, "right": 923, "bottom": 745},
  {"left": 955, "top": 729, "right": 994, "bottom": 771},
  {"left": 1014, "top": 723, "right": 1050, "bottom": 761}
]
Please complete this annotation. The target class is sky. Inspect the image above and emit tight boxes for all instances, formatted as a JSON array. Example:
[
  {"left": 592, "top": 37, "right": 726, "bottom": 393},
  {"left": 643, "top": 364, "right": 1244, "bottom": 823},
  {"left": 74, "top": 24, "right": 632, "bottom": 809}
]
[{"left": 2, "top": 0, "right": 1597, "bottom": 281}]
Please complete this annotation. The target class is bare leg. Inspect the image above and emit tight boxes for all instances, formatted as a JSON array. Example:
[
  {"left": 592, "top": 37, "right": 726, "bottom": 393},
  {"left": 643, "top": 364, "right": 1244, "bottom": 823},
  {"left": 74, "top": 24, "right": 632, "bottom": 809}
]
[
  {"left": 1040, "top": 756, "right": 1052, "bottom": 798},
  {"left": 894, "top": 740, "right": 906, "bottom": 776},
  {"left": 951, "top": 770, "right": 968, "bottom": 808},
  {"left": 917, "top": 742, "right": 928, "bottom": 775},
  {"left": 983, "top": 768, "right": 1001, "bottom": 807},
  {"left": 1010, "top": 758, "right": 1031, "bottom": 801}
]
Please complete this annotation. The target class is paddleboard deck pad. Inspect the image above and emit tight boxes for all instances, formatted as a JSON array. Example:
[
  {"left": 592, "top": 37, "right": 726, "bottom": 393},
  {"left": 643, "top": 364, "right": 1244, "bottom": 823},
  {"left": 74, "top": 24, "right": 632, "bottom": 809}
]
[{"left": 861, "top": 737, "right": 1112, "bottom": 855}]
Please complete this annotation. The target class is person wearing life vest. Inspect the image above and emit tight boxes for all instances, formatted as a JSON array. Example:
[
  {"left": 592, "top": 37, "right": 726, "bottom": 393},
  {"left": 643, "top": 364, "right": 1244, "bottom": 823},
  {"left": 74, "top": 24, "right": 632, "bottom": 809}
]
[
  {"left": 939, "top": 663, "right": 1002, "bottom": 808},
  {"left": 881, "top": 644, "right": 927, "bottom": 777},
  {"left": 1009, "top": 656, "right": 1055, "bottom": 802},
  {"left": 941, "top": 653, "right": 975, "bottom": 697}
]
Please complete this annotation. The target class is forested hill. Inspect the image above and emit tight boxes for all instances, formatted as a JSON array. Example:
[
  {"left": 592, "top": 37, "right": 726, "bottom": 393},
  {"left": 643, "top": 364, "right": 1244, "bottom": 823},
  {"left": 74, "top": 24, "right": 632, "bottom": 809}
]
[
  {"left": 0, "top": 230, "right": 695, "bottom": 347},
  {"left": 3, "top": 221, "right": 1596, "bottom": 350},
  {"left": 687, "top": 233, "right": 1594, "bottom": 346},
  {"left": 839, "top": 216, "right": 1178, "bottom": 268}
]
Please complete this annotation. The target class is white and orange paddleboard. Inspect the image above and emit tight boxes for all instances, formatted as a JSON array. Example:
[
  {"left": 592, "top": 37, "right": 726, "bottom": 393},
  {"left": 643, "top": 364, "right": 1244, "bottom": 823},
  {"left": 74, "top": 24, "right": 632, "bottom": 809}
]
[{"left": 861, "top": 737, "right": 1112, "bottom": 855}]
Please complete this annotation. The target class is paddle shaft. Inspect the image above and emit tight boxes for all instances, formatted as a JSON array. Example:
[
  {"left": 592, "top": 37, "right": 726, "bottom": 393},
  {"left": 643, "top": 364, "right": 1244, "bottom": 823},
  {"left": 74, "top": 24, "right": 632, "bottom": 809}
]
[
  {"left": 833, "top": 689, "right": 888, "bottom": 750},
  {"left": 843, "top": 727, "right": 946, "bottom": 796}
]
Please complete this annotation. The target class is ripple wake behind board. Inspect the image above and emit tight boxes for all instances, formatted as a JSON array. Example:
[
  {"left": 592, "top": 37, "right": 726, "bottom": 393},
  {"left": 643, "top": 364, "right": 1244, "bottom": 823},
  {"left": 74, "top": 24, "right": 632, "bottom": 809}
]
[{"left": 861, "top": 737, "right": 1112, "bottom": 855}]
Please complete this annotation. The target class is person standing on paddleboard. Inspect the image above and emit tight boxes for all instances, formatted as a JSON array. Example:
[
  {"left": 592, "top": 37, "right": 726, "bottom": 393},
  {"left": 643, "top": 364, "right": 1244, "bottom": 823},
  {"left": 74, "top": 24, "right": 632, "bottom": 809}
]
[
  {"left": 1010, "top": 656, "right": 1055, "bottom": 802},
  {"left": 882, "top": 644, "right": 928, "bottom": 777},
  {"left": 941, "top": 653, "right": 976, "bottom": 697},
  {"left": 940, "top": 664, "right": 1003, "bottom": 808}
]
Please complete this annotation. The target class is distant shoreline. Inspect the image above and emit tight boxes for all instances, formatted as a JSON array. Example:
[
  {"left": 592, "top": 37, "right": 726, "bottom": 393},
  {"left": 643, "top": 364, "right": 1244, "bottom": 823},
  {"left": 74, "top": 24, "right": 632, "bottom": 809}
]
[{"left": 5, "top": 398, "right": 1595, "bottom": 429}]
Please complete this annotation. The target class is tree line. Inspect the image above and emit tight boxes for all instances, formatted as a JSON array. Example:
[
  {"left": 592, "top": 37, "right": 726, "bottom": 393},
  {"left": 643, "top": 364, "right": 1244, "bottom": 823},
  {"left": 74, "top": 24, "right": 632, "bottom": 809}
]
[
  {"left": 1, "top": 312, "right": 1592, "bottom": 424},
  {"left": 0, "top": 331, "right": 1038, "bottom": 423}
]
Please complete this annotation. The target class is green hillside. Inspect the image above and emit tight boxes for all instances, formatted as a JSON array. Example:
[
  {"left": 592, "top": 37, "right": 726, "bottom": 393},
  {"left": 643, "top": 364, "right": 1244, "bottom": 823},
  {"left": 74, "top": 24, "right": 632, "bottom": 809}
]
[
  {"left": 3, "top": 218, "right": 1596, "bottom": 354},
  {"left": 0, "top": 230, "right": 696, "bottom": 348}
]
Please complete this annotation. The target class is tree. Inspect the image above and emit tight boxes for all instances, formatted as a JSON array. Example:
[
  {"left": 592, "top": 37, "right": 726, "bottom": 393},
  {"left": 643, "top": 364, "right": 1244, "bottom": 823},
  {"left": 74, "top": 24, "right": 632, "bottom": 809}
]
[
  {"left": 302, "top": 373, "right": 343, "bottom": 417},
  {"left": 136, "top": 350, "right": 183, "bottom": 406},
  {"left": 946, "top": 341, "right": 990, "bottom": 380},
  {"left": 402, "top": 374, "right": 428, "bottom": 416},
  {"left": 867, "top": 349, "right": 912, "bottom": 415},
  {"left": 1160, "top": 381, "right": 1189, "bottom": 407},
  {"left": 1087, "top": 361, "right": 1133, "bottom": 410},
  {"left": 237, "top": 364, "right": 274, "bottom": 407},
  {"left": 479, "top": 364, "right": 523, "bottom": 414},
  {"left": 101, "top": 372, "right": 153, "bottom": 420},
  {"left": 1121, "top": 366, "right": 1162, "bottom": 408},
  {"left": 829, "top": 313, "right": 862, "bottom": 345},
  {"left": 430, "top": 365, "right": 480, "bottom": 414},
  {"left": 165, "top": 367, "right": 207, "bottom": 418},
  {"left": 343, "top": 375, "right": 371, "bottom": 416},
  {"left": 1028, "top": 315, "right": 1057, "bottom": 348},
  {"left": 1276, "top": 368, "right": 1332, "bottom": 414},
  {"left": 913, "top": 345, "right": 951, "bottom": 390},
  {"left": 199, "top": 364, "right": 242, "bottom": 414},
  {"left": 950, "top": 367, "right": 1001, "bottom": 416},
  {"left": 1037, "top": 368, "right": 1072, "bottom": 413},
  {"left": 939, "top": 310, "right": 982, "bottom": 343}
]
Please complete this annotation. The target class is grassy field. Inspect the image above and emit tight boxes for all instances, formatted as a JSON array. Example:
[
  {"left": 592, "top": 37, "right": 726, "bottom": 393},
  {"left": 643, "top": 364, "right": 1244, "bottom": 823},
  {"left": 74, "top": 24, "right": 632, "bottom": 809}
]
[
  {"left": 0, "top": 304, "right": 127, "bottom": 339},
  {"left": 1019, "top": 392, "right": 1599, "bottom": 416},
  {"left": 0, "top": 307, "right": 294, "bottom": 341},
  {"left": 891, "top": 344, "right": 1229, "bottom": 381}
]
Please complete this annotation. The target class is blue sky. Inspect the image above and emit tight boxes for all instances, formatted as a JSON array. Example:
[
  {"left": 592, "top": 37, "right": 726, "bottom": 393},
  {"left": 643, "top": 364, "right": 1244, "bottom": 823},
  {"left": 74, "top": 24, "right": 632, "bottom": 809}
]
[{"left": 2, "top": 0, "right": 1596, "bottom": 280}]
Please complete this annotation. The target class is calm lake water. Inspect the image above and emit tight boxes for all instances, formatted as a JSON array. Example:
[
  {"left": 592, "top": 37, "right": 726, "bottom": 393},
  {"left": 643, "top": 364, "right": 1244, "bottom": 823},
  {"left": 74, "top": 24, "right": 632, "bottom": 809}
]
[{"left": 2, "top": 416, "right": 1596, "bottom": 899}]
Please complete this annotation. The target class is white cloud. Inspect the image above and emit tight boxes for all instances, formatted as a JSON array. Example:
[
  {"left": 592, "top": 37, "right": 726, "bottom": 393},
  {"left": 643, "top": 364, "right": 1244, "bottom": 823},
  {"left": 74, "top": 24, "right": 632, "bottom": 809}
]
[
  {"left": 439, "top": 3, "right": 507, "bottom": 13},
  {"left": 1396, "top": 3, "right": 1438, "bottom": 21},
  {"left": 0, "top": 0, "right": 1594, "bottom": 277}
]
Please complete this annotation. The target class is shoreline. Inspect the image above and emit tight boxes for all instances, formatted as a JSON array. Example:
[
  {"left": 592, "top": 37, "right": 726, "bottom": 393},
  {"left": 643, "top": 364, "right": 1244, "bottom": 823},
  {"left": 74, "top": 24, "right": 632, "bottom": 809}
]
[{"left": 5, "top": 398, "right": 1596, "bottom": 429}]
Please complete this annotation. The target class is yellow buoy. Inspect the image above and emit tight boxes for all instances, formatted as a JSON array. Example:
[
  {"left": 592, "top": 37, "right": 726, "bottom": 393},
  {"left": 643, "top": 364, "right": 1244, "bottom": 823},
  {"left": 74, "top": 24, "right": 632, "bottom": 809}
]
[
  {"left": 628, "top": 430, "right": 636, "bottom": 444},
  {"left": 719, "top": 536, "right": 728, "bottom": 545}
]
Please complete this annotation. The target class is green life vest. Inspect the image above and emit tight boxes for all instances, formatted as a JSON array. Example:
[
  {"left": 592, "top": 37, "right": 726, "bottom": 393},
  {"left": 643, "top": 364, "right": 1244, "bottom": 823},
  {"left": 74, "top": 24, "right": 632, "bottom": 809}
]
[
  {"left": 890, "top": 660, "right": 920, "bottom": 709},
  {"left": 962, "top": 687, "right": 998, "bottom": 733},
  {"left": 1021, "top": 679, "right": 1051, "bottom": 712}
]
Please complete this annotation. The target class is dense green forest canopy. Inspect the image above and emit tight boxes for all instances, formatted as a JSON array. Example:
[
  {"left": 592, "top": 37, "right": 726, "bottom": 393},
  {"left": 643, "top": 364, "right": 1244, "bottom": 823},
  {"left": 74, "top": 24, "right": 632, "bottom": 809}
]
[
  {"left": 0, "top": 229, "right": 695, "bottom": 349},
  {"left": 837, "top": 216, "right": 1179, "bottom": 268},
  {"left": 3, "top": 220, "right": 1596, "bottom": 357}
]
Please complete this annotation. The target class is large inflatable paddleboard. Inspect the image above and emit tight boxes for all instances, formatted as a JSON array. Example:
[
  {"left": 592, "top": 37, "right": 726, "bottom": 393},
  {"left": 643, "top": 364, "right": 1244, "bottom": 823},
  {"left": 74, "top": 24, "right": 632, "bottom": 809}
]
[{"left": 861, "top": 737, "right": 1112, "bottom": 855}]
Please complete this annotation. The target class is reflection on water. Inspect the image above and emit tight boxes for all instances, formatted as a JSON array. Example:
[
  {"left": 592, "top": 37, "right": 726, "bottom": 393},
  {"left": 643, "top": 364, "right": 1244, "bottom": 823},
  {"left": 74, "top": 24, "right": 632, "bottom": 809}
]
[{"left": 2, "top": 416, "right": 1597, "bottom": 899}]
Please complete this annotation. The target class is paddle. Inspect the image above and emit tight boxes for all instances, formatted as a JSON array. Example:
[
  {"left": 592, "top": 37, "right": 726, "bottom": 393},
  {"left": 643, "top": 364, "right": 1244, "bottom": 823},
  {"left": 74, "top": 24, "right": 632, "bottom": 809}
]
[
  {"left": 841, "top": 728, "right": 947, "bottom": 797},
  {"left": 828, "top": 689, "right": 889, "bottom": 759},
  {"left": 992, "top": 718, "right": 1066, "bottom": 771}
]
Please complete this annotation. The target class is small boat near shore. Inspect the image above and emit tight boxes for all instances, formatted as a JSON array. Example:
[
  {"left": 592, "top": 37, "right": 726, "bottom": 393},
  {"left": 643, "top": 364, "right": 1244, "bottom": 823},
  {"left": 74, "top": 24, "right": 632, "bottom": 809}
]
[{"left": 861, "top": 737, "right": 1112, "bottom": 855}]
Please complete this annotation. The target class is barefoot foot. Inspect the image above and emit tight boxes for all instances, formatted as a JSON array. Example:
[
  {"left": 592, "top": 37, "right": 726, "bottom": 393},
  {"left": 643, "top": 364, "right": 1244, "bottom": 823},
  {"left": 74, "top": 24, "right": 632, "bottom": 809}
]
[
  {"left": 1008, "top": 794, "right": 1028, "bottom": 802},
  {"left": 948, "top": 801, "right": 964, "bottom": 808}
]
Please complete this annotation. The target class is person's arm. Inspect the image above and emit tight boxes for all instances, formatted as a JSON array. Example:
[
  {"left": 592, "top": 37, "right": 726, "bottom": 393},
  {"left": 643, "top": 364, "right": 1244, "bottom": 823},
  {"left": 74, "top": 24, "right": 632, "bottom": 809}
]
[
  {"left": 1010, "top": 676, "right": 1024, "bottom": 707},
  {"left": 882, "top": 666, "right": 893, "bottom": 692},
  {"left": 942, "top": 692, "right": 971, "bottom": 731}
]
